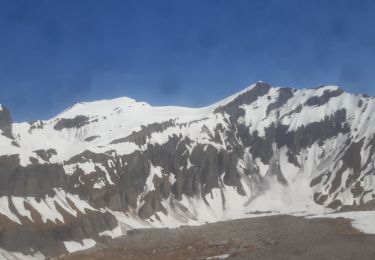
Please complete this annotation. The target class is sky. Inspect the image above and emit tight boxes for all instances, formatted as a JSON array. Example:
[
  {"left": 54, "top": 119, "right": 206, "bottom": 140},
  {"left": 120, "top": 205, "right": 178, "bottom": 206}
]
[{"left": 0, "top": 0, "right": 375, "bottom": 122}]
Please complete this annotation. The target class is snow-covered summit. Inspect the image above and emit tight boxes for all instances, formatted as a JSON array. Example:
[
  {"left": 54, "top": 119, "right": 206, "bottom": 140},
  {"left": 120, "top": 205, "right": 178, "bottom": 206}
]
[{"left": 54, "top": 96, "right": 151, "bottom": 119}]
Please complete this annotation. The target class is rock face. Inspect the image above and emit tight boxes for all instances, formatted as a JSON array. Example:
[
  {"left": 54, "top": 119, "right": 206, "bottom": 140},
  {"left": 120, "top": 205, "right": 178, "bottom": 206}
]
[
  {"left": 0, "top": 105, "right": 13, "bottom": 139},
  {"left": 0, "top": 82, "right": 375, "bottom": 259}
]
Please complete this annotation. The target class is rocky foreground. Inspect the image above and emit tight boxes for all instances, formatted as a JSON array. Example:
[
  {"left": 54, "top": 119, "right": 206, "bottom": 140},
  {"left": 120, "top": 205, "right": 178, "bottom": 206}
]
[{"left": 60, "top": 214, "right": 375, "bottom": 260}]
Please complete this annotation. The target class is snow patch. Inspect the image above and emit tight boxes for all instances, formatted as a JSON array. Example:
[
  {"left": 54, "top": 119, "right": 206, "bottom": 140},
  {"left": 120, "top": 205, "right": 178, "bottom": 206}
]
[
  {"left": 145, "top": 164, "right": 163, "bottom": 192},
  {"left": 63, "top": 239, "right": 96, "bottom": 253},
  {"left": 206, "top": 254, "right": 231, "bottom": 259},
  {"left": 99, "top": 225, "right": 123, "bottom": 239}
]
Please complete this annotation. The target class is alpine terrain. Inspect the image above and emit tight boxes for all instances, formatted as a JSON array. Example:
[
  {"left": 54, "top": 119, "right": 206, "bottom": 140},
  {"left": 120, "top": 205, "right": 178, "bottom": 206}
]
[{"left": 0, "top": 82, "right": 374, "bottom": 259}]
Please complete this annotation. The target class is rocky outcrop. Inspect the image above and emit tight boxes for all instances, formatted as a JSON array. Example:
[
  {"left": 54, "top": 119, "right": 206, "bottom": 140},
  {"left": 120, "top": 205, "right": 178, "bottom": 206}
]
[
  {"left": 0, "top": 106, "right": 13, "bottom": 139},
  {"left": 54, "top": 116, "right": 92, "bottom": 130}
]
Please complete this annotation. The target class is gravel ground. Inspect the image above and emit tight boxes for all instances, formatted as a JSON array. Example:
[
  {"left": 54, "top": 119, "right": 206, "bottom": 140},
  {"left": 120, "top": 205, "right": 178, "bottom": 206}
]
[{"left": 60, "top": 214, "right": 375, "bottom": 260}]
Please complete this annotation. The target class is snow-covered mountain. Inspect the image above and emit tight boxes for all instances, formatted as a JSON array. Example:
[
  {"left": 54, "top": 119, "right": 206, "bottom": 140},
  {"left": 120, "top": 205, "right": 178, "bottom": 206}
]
[{"left": 0, "top": 82, "right": 375, "bottom": 259}]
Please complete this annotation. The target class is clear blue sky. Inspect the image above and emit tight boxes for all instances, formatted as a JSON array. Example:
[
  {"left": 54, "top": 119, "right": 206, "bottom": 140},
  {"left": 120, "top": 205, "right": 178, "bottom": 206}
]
[{"left": 1, "top": 0, "right": 375, "bottom": 122}]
